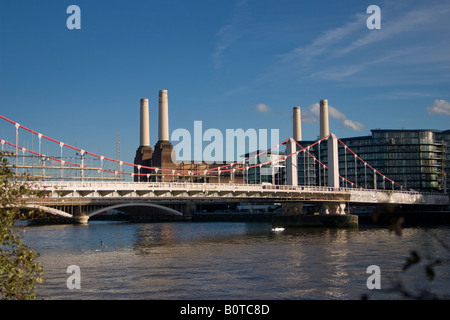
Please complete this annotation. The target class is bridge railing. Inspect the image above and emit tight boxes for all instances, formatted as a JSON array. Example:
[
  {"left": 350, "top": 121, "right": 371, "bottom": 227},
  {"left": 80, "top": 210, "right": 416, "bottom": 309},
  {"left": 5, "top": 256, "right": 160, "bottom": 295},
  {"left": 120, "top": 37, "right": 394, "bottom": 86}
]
[{"left": 30, "top": 180, "right": 446, "bottom": 197}]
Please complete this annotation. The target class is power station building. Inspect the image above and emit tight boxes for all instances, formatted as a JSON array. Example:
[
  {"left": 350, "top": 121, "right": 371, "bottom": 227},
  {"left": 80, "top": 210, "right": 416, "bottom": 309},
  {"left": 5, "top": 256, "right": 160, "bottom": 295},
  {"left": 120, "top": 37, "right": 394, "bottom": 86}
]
[
  {"left": 133, "top": 90, "right": 177, "bottom": 180},
  {"left": 133, "top": 90, "right": 245, "bottom": 183},
  {"left": 133, "top": 91, "right": 449, "bottom": 193}
]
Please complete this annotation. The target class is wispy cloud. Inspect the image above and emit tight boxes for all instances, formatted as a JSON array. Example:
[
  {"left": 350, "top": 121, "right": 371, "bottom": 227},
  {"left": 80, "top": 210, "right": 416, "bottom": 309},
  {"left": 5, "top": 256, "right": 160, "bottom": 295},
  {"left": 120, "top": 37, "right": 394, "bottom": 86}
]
[
  {"left": 213, "top": 0, "right": 250, "bottom": 69},
  {"left": 309, "top": 103, "right": 346, "bottom": 120},
  {"left": 213, "top": 24, "right": 239, "bottom": 69},
  {"left": 427, "top": 99, "right": 450, "bottom": 116},
  {"left": 298, "top": 109, "right": 317, "bottom": 123},
  {"left": 369, "top": 90, "right": 433, "bottom": 100},
  {"left": 309, "top": 103, "right": 365, "bottom": 131},
  {"left": 342, "top": 119, "right": 365, "bottom": 131},
  {"left": 278, "top": 13, "right": 365, "bottom": 66},
  {"left": 338, "top": 3, "right": 450, "bottom": 57},
  {"left": 309, "top": 48, "right": 418, "bottom": 82},
  {"left": 275, "top": 2, "right": 450, "bottom": 84}
]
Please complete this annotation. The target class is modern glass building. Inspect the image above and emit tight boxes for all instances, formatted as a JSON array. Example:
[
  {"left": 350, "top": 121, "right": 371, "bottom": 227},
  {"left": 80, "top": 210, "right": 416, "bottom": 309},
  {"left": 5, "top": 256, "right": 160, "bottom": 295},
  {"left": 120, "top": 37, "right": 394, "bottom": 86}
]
[
  {"left": 241, "top": 129, "right": 449, "bottom": 193},
  {"left": 244, "top": 150, "right": 286, "bottom": 185},
  {"left": 436, "top": 129, "right": 450, "bottom": 192},
  {"left": 295, "top": 129, "right": 449, "bottom": 193}
]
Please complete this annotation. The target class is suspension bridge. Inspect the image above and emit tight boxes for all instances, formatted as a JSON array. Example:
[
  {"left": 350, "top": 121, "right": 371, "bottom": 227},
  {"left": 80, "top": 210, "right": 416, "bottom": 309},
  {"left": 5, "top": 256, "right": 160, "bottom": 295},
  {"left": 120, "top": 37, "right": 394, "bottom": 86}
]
[{"left": 1, "top": 113, "right": 448, "bottom": 225}]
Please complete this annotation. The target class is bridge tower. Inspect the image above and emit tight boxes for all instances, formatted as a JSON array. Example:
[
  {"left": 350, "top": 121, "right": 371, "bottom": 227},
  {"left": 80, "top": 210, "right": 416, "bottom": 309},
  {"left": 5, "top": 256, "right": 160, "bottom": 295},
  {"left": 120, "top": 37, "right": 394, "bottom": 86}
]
[
  {"left": 327, "top": 133, "right": 339, "bottom": 188},
  {"left": 286, "top": 138, "right": 298, "bottom": 186}
]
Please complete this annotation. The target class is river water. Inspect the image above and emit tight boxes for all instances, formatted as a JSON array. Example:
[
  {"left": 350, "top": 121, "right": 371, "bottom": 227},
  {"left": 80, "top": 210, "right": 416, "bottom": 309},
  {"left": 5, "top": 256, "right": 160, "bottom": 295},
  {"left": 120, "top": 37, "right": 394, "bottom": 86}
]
[{"left": 21, "top": 221, "right": 450, "bottom": 300}]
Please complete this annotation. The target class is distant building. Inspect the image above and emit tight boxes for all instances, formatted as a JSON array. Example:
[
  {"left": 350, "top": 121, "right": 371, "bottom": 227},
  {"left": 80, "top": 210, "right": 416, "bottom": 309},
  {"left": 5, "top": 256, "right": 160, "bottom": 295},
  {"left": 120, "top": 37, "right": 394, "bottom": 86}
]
[
  {"left": 296, "top": 129, "right": 449, "bottom": 193},
  {"left": 134, "top": 90, "right": 245, "bottom": 183},
  {"left": 134, "top": 93, "right": 449, "bottom": 192},
  {"left": 436, "top": 129, "right": 450, "bottom": 192},
  {"left": 243, "top": 150, "right": 286, "bottom": 185}
]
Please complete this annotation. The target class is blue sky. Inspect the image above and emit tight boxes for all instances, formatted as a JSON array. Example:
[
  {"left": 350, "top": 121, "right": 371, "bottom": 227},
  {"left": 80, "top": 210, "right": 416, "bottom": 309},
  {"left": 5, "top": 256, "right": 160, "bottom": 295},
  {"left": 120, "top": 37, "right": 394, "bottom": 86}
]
[{"left": 1, "top": 0, "right": 449, "bottom": 165}]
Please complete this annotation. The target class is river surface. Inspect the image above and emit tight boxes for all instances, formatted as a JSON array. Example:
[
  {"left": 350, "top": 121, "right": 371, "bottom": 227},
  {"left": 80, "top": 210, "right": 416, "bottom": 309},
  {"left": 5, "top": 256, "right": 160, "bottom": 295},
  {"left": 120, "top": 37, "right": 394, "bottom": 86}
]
[{"left": 21, "top": 221, "right": 450, "bottom": 300}]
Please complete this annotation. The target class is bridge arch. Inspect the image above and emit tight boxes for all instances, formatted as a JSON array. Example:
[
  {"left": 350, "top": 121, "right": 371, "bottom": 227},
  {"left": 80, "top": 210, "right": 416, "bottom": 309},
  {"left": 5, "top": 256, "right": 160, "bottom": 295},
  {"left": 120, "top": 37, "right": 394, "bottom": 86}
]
[
  {"left": 23, "top": 202, "right": 183, "bottom": 220},
  {"left": 23, "top": 204, "right": 73, "bottom": 218},
  {"left": 87, "top": 202, "right": 183, "bottom": 218}
]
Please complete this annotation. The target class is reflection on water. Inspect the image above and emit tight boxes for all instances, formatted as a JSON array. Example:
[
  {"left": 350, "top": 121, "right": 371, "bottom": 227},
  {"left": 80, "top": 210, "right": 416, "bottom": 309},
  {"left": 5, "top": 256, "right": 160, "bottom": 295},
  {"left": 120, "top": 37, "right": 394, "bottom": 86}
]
[{"left": 21, "top": 221, "right": 450, "bottom": 300}]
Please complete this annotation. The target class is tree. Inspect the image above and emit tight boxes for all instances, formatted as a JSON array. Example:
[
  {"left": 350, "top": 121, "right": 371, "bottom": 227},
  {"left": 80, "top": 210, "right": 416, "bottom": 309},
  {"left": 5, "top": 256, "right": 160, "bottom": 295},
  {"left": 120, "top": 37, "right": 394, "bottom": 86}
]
[{"left": 0, "top": 153, "right": 43, "bottom": 300}]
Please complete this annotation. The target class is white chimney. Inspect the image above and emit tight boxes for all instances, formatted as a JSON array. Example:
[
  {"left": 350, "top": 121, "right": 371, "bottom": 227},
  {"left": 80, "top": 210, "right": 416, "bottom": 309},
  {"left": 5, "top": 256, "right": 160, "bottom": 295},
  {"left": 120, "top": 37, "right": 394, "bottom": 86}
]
[
  {"left": 293, "top": 106, "right": 302, "bottom": 141},
  {"left": 140, "top": 98, "right": 150, "bottom": 147},
  {"left": 158, "top": 90, "right": 169, "bottom": 141},
  {"left": 320, "top": 99, "right": 329, "bottom": 139}
]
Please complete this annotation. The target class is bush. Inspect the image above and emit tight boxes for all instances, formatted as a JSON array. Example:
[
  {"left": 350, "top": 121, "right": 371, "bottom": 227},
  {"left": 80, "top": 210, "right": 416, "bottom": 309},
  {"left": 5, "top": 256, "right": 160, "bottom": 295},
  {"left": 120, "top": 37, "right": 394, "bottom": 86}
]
[{"left": 0, "top": 153, "right": 43, "bottom": 300}]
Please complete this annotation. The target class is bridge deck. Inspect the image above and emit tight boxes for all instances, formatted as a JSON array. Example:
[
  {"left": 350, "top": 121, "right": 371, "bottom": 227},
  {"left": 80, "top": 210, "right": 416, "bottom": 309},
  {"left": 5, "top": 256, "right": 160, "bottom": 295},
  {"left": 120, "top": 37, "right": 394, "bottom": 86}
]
[{"left": 25, "top": 181, "right": 449, "bottom": 206}]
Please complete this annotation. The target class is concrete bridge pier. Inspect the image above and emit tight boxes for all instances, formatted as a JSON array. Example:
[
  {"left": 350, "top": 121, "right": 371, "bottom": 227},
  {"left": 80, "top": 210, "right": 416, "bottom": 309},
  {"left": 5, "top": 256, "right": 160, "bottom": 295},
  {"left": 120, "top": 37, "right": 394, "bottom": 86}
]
[
  {"left": 282, "top": 202, "right": 303, "bottom": 215},
  {"left": 182, "top": 201, "right": 196, "bottom": 219},
  {"left": 323, "top": 202, "right": 346, "bottom": 215},
  {"left": 72, "top": 205, "right": 89, "bottom": 224},
  {"left": 274, "top": 201, "right": 357, "bottom": 228}
]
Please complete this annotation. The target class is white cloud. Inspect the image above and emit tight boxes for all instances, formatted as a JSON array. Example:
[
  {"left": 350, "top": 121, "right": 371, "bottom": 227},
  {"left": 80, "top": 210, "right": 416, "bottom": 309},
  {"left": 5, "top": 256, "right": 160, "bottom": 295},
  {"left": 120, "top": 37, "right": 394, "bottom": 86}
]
[
  {"left": 309, "top": 103, "right": 347, "bottom": 120},
  {"left": 300, "top": 110, "right": 317, "bottom": 123},
  {"left": 308, "top": 103, "right": 365, "bottom": 131},
  {"left": 247, "top": 103, "right": 282, "bottom": 115},
  {"left": 329, "top": 106, "right": 347, "bottom": 120},
  {"left": 427, "top": 99, "right": 450, "bottom": 116},
  {"left": 342, "top": 119, "right": 365, "bottom": 131},
  {"left": 255, "top": 103, "right": 272, "bottom": 114},
  {"left": 309, "top": 102, "right": 320, "bottom": 116}
]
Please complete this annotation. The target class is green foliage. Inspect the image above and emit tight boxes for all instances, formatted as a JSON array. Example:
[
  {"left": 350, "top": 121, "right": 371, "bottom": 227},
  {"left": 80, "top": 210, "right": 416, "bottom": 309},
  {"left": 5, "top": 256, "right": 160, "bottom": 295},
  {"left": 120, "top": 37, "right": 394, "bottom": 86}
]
[{"left": 0, "top": 153, "right": 43, "bottom": 300}]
